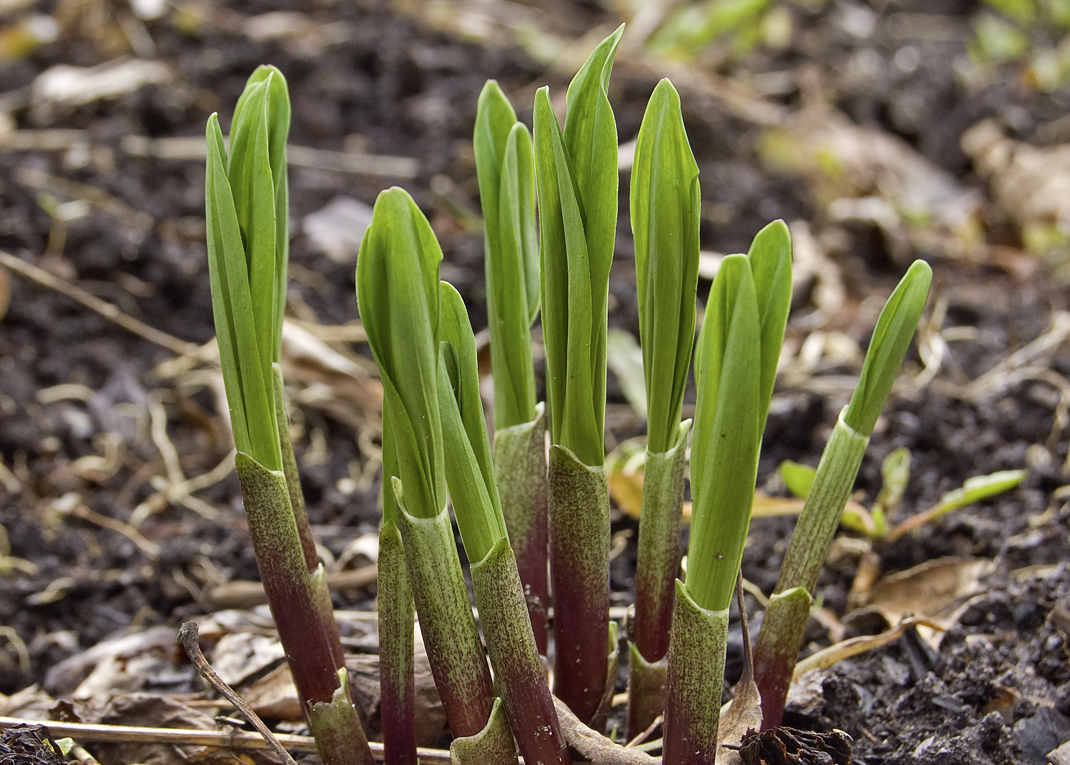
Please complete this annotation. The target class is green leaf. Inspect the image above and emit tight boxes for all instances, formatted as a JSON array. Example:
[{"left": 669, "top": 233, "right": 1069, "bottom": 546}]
[
  {"left": 780, "top": 460, "right": 817, "bottom": 499},
  {"left": 475, "top": 81, "right": 539, "bottom": 429},
  {"left": 534, "top": 25, "right": 623, "bottom": 466},
  {"left": 630, "top": 78, "right": 700, "bottom": 454},
  {"left": 688, "top": 254, "right": 762, "bottom": 612},
  {"left": 843, "top": 260, "right": 932, "bottom": 436},
  {"left": 747, "top": 219, "right": 792, "bottom": 432},
  {"left": 205, "top": 112, "right": 280, "bottom": 470},
  {"left": 437, "top": 282, "right": 507, "bottom": 563},
  {"left": 226, "top": 77, "right": 278, "bottom": 386},
  {"left": 356, "top": 187, "right": 445, "bottom": 517}
]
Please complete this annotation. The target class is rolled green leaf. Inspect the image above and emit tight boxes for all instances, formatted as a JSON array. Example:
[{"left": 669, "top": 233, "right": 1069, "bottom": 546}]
[
  {"left": 205, "top": 110, "right": 279, "bottom": 472},
  {"left": 630, "top": 78, "right": 699, "bottom": 456},
  {"left": 437, "top": 282, "right": 507, "bottom": 564},
  {"left": 357, "top": 190, "right": 496, "bottom": 740},
  {"left": 535, "top": 24, "right": 623, "bottom": 467},
  {"left": 474, "top": 82, "right": 549, "bottom": 652},
  {"left": 843, "top": 260, "right": 933, "bottom": 437},
  {"left": 356, "top": 187, "right": 446, "bottom": 519},
  {"left": 475, "top": 80, "right": 539, "bottom": 430},
  {"left": 208, "top": 67, "right": 373, "bottom": 765},
  {"left": 627, "top": 76, "right": 700, "bottom": 734},
  {"left": 747, "top": 220, "right": 793, "bottom": 432},
  {"left": 686, "top": 255, "right": 763, "bottom": 613},
  {"left": 534, "top": 25, "right": 622, "bottom": 725}
]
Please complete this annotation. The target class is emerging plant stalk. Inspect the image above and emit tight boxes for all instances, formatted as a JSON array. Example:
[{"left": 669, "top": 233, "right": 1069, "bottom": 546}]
[
  {"left": 752, "top": 260, "right": 932, "bottom": 728},
  {"left": 205, "top": 65, "right": 374, "bottom": 765},
  {"left": 438, "top": 282, "right": 570, "bottom": 765},
  {"left": 474, "top": 81, "right": 549, "bottom": 652},
  {"left": 663, "top": 224, "right": 791, "bottom": 765},
  {"left": 627, "top": 78, "right": 700, "bottom": 736},
  {"left": 377, "top": 412, "right": 416, "bottom": 765},
  {"left": 534, "top": 24, "right": 624, "bottom": 725},
  {"left": 356, "top": 188, "right": 498, "bottom": 748}
]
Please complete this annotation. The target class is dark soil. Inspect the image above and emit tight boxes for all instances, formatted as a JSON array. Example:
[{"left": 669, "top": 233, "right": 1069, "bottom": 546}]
[{"left": 1, "top": 1, "right": 1068, "bottom": 764}]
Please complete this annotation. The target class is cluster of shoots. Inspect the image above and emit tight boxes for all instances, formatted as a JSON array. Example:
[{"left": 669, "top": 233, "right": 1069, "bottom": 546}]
[{"left": 204, "top": 27, "right": 934, "bottom": 765}]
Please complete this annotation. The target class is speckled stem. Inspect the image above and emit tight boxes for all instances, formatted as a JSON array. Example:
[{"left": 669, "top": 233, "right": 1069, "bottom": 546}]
[
  {"left": 628, "top": 427, "right": 689, "bottom": 735},
  {"left": 472, "top": 537, "right": 571, "bottom": 765},
  {"left": 627, "top": 645, "right": 667, "bottom": 741},
  {"left": 493, "top": 405, "right": 549, "bottom": 654},
  {"left": 235, "top": 454, "right": 374, "bottom": 765},
  {"left": 548, "top": 444, "right": 611, "bottom": 725},
  {"left": 395, "top": 499, "right": 494, "bottom": 738},
  {"left": 751, "top": 586, "right": 812, "bottom": 730},
  {"left": 377, "top": 520, "right": 416, "bottom": 765},
  {"left": 663, "top": 580, "right": 729, "bottom": 765},
  {"left": 272, "top": 365, "right": 348, "bottom": 673}
]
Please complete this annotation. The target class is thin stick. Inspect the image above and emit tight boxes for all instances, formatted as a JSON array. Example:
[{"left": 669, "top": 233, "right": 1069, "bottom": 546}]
[
  {"left": 0, "top": 249, "right": 204, "bottom": 359},
  {"left": 0, "top": 717, "right": 453, "bottom": 765},
  {"left": 177, "top": 621, "right": 299, "bottom": 765}
]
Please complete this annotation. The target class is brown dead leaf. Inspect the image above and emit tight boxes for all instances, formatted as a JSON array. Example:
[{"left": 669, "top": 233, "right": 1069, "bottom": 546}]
[
  {"left": 963, "top": 119, "right": 1070, "bottom": 244},
  {"left": 855, "top": 556, "right": 995, "bottom": 648},
  {"left": 608, "top": 468, "right": 865, "bottom": 526}
]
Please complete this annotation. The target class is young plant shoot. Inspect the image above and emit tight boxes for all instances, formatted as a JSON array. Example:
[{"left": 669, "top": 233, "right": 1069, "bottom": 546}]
[
  {"left": 627, "top": 77, "right": 701, "bottom": 736},
  {"left": 473, "top": 80, "right": 549, "bottom": 653},
  {"left": 437, "top": 282, "right": 570, "bottom": 765},
  {"left": 205, "top": 66, "right": 375, "bottom": 765},
  {"left": 752, "top": 259, "right": 933, "bottom": 729},
  {"left": 355, "top": 188, "right": 499, "bottom": 749},
  {"left": 534, "top": 24, "right": 624, "bottom": 726},
  {"left": 663, "top": 223, "right": 791, "bottom": 765},
  {"left": 377, "top": 409, "right": 416, "bottom": 765}
]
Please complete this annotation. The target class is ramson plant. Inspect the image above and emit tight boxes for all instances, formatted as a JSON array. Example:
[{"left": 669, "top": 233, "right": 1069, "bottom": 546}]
[{"left": 205, "top": 32, "right": 934, "bottom": 765}]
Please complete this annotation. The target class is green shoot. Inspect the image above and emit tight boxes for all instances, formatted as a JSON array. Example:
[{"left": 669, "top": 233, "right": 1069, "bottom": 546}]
[
  {"left": 437, "top": 282, "right": 570, "bottom": 765},
  {"left": 474, "top": 80, "right": 539, "bottom": 431},
  {"left": 627, "top": 76, "right": 700, "bottom": 735},
  {"left": 753, "top": 260, "right": 932, "bottom": 729},
  {"left": 357, "top": 188, "right": 496, "bottom": 742},
  {"left": 664, "top": 227, "right": 791, "bottom": 764},
  {"left": 205, "top": 65, "right": 374, "bottom": 765},
  {"left": 534, "top": 24, "right": 624, "bottom": 725}
]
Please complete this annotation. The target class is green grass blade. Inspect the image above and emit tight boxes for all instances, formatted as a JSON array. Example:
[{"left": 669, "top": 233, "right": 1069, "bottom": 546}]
[
  {"left": 356, "top": 188, "right": 445, "bottom": 517},
  {"left": 843, "top": 260, "right": 932, "bottom": 435},
  {"left": 630, "top": 78, "right": 700, "bottom": 454}
]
